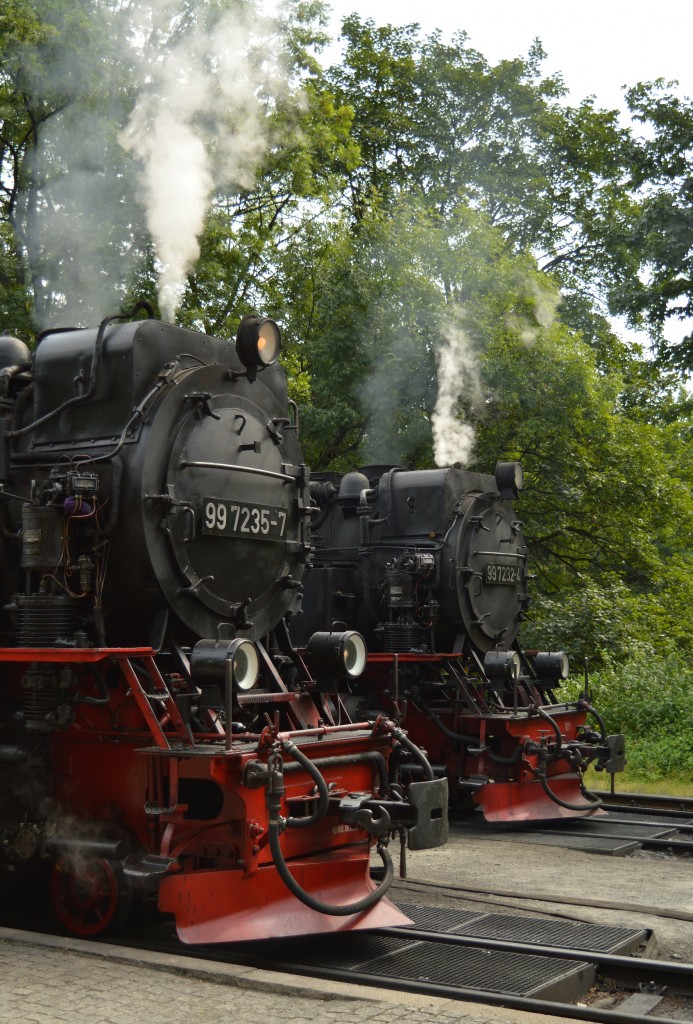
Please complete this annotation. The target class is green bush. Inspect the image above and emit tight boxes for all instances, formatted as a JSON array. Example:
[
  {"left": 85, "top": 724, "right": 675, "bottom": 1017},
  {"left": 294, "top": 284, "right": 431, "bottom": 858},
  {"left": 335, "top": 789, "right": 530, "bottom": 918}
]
[{"left": 559, "top": 651, "right": 693, "bottom": 781}]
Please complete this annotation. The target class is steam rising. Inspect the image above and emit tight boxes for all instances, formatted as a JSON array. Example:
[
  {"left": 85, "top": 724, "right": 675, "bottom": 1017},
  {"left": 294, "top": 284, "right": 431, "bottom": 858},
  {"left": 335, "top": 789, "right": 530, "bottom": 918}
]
[
  {"left": 121, "top": 1, "right": 287, "bottom": 319},
  {"left": 19, "top": 0, "right": 290, "bottom": 326},
  {"left": 431, "top": 324, "right": 481, "bottom": 467}
]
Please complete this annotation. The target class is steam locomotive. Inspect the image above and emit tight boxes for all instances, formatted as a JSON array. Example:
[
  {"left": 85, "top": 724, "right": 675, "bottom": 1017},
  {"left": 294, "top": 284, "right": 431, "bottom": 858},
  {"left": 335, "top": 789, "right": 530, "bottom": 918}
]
[
  {"left": 0, "top": 306, "right": 447, "bottom": 943},
  {"left": 292, "top": 465, "right": 626, "bottom": 822}
]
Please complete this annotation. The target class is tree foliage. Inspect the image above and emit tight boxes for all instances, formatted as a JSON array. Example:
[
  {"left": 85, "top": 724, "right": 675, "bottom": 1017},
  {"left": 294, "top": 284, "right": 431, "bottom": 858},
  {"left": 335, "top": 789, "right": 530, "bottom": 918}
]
[
  {"left": 2, "top": 4, "right": 693, "bottom": 678},
  {"left": 607, "top": 82, "right": 693, "bottom": 369}
]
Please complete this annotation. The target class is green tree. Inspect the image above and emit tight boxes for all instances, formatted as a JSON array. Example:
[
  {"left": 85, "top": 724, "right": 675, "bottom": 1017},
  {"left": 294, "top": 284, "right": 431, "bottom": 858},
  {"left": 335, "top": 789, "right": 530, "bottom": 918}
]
[{"left": 608, "top": 81, "right": 693, "bottom": 370}]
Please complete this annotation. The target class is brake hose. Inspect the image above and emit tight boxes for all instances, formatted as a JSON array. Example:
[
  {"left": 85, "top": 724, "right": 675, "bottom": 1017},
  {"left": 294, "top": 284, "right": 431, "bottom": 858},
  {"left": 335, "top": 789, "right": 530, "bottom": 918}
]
[
  {"left": 266, "top": 752, "right": 395, "bottom": 915},
  {"left": 577, "top": 699, "right": 607, "bottom": 742},
  {"left": 390, "top": 724, "right": 435, "bottom": 780},
  {"left": 415, "top": 697, "right": 523, "bottom": 765},
  {"left": 531, "top": 703, "right": 562, "bottom": 760},
  {"left": 280, "top": 738, "right": 329, "bottom": 829},
  {"left": 530, "top": 749, "right": 603, "bottom": 811}
]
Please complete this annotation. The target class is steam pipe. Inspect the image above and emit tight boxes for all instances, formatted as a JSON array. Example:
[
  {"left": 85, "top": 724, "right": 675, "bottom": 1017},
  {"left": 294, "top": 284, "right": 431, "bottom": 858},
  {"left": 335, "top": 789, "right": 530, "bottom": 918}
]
[
  {"left": 50, "top": 837, "right": 128, "bottom": 860},
  {"left": 0, "top": 745, "right": 29, "bottom": 764}
]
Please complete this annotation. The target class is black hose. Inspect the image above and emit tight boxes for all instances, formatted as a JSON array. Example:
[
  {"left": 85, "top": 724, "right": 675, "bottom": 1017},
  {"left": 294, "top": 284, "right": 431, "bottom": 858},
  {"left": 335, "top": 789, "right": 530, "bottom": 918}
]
[
  {"left": 284, "top": 750, "right": 394, "bottom": 800},
  {"left": 416, "top": 698, "right": 523, "bottom": 765},
  {"left": 280, "top": 738, "right": 330, "bottom": 829},
  {"left": 531, "top": 704, "right": 563, "bottom": 759},
  {"left": 268, "top": 817, "right": 394, "bottom": 916},
  {"left": 390, "top": 725, "right": 435, "bottom": 781},
  {"left": 533, "top": 750, "right": 603, "bottom": 812},
  {"left": 74, "top": 669, "right": 110, "bottom": 707},
  {"left": 578, "top": 700, "right": 607, "bottom": 742},
  {"left": 485, "top": 744, "right": 524, "bottom": 766},
  {"left": 416, "top": 698, "right": 477, "bottom": 746},
  {"left": 265, "top": 742, "right": 396, "bottom": 915}
]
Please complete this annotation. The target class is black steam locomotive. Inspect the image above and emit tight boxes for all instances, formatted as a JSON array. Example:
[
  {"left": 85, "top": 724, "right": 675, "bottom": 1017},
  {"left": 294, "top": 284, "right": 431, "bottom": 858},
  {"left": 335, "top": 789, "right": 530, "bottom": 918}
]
[
  {"left": 0, "top": 307, "right": 447, "bottom": 942},
  {"left": 293, "top": 465, "right": 625, "bottom": 821}
]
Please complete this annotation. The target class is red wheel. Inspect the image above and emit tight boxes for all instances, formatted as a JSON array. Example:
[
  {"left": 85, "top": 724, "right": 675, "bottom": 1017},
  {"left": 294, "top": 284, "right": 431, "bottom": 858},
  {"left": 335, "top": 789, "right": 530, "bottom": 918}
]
[{"left": 50, "top": 856, "right": 130, "bottom": 937}]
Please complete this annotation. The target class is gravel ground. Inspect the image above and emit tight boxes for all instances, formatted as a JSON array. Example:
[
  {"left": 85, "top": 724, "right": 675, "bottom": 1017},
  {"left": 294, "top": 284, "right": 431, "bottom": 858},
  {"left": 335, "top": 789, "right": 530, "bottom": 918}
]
[
  {"left": 400, "top": 829, "right": 693, "bottom": 1021},
  {"left": 403, "top": 832, "right": 693, "bottom": 962}
]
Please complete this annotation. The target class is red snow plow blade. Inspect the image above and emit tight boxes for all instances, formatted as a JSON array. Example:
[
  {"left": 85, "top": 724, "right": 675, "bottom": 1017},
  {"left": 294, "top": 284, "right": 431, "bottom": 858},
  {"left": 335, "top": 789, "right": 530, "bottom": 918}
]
[
  {"left": 475, "top": 774, "right": 605, "bottom": 823},
  {"left": 158, "top": 847, "right": 412, "bottom": 943}
]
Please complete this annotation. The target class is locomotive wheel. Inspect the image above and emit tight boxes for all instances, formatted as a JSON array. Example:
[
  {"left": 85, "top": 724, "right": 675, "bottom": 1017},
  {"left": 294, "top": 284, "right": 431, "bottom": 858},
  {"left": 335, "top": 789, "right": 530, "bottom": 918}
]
[{"left": 50, "top": 856, "right": 131, "bottom": 937}]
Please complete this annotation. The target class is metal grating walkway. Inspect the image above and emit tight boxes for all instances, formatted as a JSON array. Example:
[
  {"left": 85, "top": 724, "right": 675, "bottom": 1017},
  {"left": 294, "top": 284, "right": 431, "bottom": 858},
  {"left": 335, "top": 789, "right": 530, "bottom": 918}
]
[
  {"left": 253, "top": 929, "right": 595, "bottom": 1000},
  {"left": 397, "top": 902, "right": 648, "bottom": 954},
  {"left": 455, "top": 810, "right": 692, "bottom": 854}
]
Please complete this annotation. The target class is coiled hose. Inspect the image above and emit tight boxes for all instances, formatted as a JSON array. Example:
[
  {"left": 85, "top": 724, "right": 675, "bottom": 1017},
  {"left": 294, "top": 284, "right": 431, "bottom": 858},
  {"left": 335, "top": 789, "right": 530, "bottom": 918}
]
[
  {"left": 267, "top": 737, "right": 395, "bottom": 915},
  {"left": 531, "top": 747, "right": 603, "bottom": 811}
]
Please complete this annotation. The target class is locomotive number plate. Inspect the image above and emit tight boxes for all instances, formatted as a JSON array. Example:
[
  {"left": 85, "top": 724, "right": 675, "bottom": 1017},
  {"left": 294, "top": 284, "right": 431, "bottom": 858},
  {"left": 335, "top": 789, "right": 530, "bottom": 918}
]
[
  {"left": 202, "top": 498, "right": 288, "bottom": 540},
  {"left": 484, "top": 563, "right": 522, "bottom": 585}
]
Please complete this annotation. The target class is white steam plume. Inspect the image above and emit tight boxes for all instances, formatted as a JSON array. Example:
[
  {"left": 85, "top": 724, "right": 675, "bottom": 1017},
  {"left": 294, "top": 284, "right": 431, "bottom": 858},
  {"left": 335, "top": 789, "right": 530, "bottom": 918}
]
[
  {"left": 121, "top": 1, "right": 288, "bottom": 320},
  {"left": 431, "top": 324, "right": 482, "bottom": 467}
]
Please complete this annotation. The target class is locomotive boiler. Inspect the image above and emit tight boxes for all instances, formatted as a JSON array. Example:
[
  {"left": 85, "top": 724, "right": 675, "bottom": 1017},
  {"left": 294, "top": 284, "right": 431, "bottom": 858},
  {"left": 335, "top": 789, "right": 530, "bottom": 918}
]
[
  {"left": 0, "top": 306, "right": 447, "bottom": 942},
  {"left": 293, "top": 464, "right": 625, "bottom": 822}
]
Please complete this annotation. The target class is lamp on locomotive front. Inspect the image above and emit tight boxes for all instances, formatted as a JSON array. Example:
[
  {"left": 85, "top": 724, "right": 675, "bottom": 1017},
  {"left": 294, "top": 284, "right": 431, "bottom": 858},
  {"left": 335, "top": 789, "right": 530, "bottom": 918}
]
[
  {"left": 235, "top": 315, "right": 282, "bottom": 380},
  {"left": 534, "top": 651, "right": 570, "bottom": 687},
  {"left": 226, "top": 637, "right": 260, "bottom": 692},
  {"left": 495, "top": 461, "right": 524, "bottom": 500},
  {"left": 190, "top": 637, "right": 260, "bottom": 726},
  {"left": 483, "top": 649, "right": 522, "bottom": 684},
  {"left": 305, "top": 630, "right": 368, "bottom": 684}
]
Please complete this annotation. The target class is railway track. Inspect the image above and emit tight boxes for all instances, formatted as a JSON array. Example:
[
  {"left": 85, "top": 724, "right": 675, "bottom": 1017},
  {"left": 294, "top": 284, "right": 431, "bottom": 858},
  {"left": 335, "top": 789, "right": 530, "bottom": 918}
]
[
  {"left": 116, "top": 903, "right": 693, "bottom": 1024},
  {"left": 592, "top": 790, "right": 693, "bottom": 817},
  {"left": 449, "top": 792, "right": 693, "bottom": 856},
  {"left": 3, "top": 870, "right": 691, "bottom": 1023}
]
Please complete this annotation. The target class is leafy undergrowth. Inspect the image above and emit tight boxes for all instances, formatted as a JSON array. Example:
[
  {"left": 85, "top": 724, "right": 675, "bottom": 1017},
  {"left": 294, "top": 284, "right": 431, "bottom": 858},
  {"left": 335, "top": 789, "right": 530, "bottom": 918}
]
[{"left": 559, "top": 651, "right": 693, "bottom": 787}]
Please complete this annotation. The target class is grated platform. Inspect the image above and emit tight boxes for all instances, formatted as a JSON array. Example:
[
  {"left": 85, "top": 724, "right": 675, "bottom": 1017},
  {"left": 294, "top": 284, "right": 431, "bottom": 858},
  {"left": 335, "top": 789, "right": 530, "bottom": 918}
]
[
  {"left": 396, "top": 901, "right": 649, "bottom": 954},
  {"left": 455, "top": 810, "right": 690, "bottom": 854},
  {"left": 253, "top": 929, "right": 595, "bottom": 1001}
]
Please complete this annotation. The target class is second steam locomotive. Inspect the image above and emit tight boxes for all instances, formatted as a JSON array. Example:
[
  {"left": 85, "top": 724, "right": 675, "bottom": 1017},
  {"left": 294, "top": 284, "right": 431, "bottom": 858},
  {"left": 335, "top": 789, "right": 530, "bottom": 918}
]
[
  {"left": 0, "top": 308, "right": 447, "bottom": 943},
  {"left": 293, "top": 464, "right": 625, "bottom": 821}
]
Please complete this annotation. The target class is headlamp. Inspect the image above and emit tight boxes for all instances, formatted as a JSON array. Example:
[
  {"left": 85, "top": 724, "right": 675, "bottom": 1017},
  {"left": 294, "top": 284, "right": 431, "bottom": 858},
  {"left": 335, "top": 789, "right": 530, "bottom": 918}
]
[
  {"left": 533, "top": 651, "right": 570, "bottom": 682},
  {"left": 495, "top": 461, "right": 523, "bottom": 500},
  {"left": 483, "top": 649, "right": 521, "bottom": 683},
  {"left": 236, "top": 315, "right": 281, "bottom": 372},
  {"left": 306, "top": 630, "right": 368, "bottom": 680}
]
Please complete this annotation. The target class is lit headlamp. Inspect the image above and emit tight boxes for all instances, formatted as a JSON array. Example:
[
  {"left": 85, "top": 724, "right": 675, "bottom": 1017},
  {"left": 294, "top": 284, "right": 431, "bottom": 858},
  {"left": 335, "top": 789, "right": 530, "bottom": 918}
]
[{"left": 236, "top": 315, "right": 281, "bottom": 375}]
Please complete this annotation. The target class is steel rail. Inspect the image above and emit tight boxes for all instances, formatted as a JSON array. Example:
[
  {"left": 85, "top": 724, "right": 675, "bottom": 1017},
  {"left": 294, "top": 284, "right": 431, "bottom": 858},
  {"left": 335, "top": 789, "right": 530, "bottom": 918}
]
[
  {"left": 591, "top": 791, "right": 693, "bottom": 816},
  {"left": 199, "top": 945, "right": 691, "bottom": 1024},
  {"left": 395, "top": 877, "right": 693, "bottom": 922}
]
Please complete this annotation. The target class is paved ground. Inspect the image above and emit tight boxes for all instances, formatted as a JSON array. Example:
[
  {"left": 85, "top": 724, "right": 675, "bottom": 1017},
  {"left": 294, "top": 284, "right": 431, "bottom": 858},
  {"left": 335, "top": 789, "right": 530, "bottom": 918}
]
[
  {"left": 0, "top": 828, "right": 690, "bottom": 1024},
  {"left": 0, "top": 926, "right": 579, "bottom": 1024}
]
